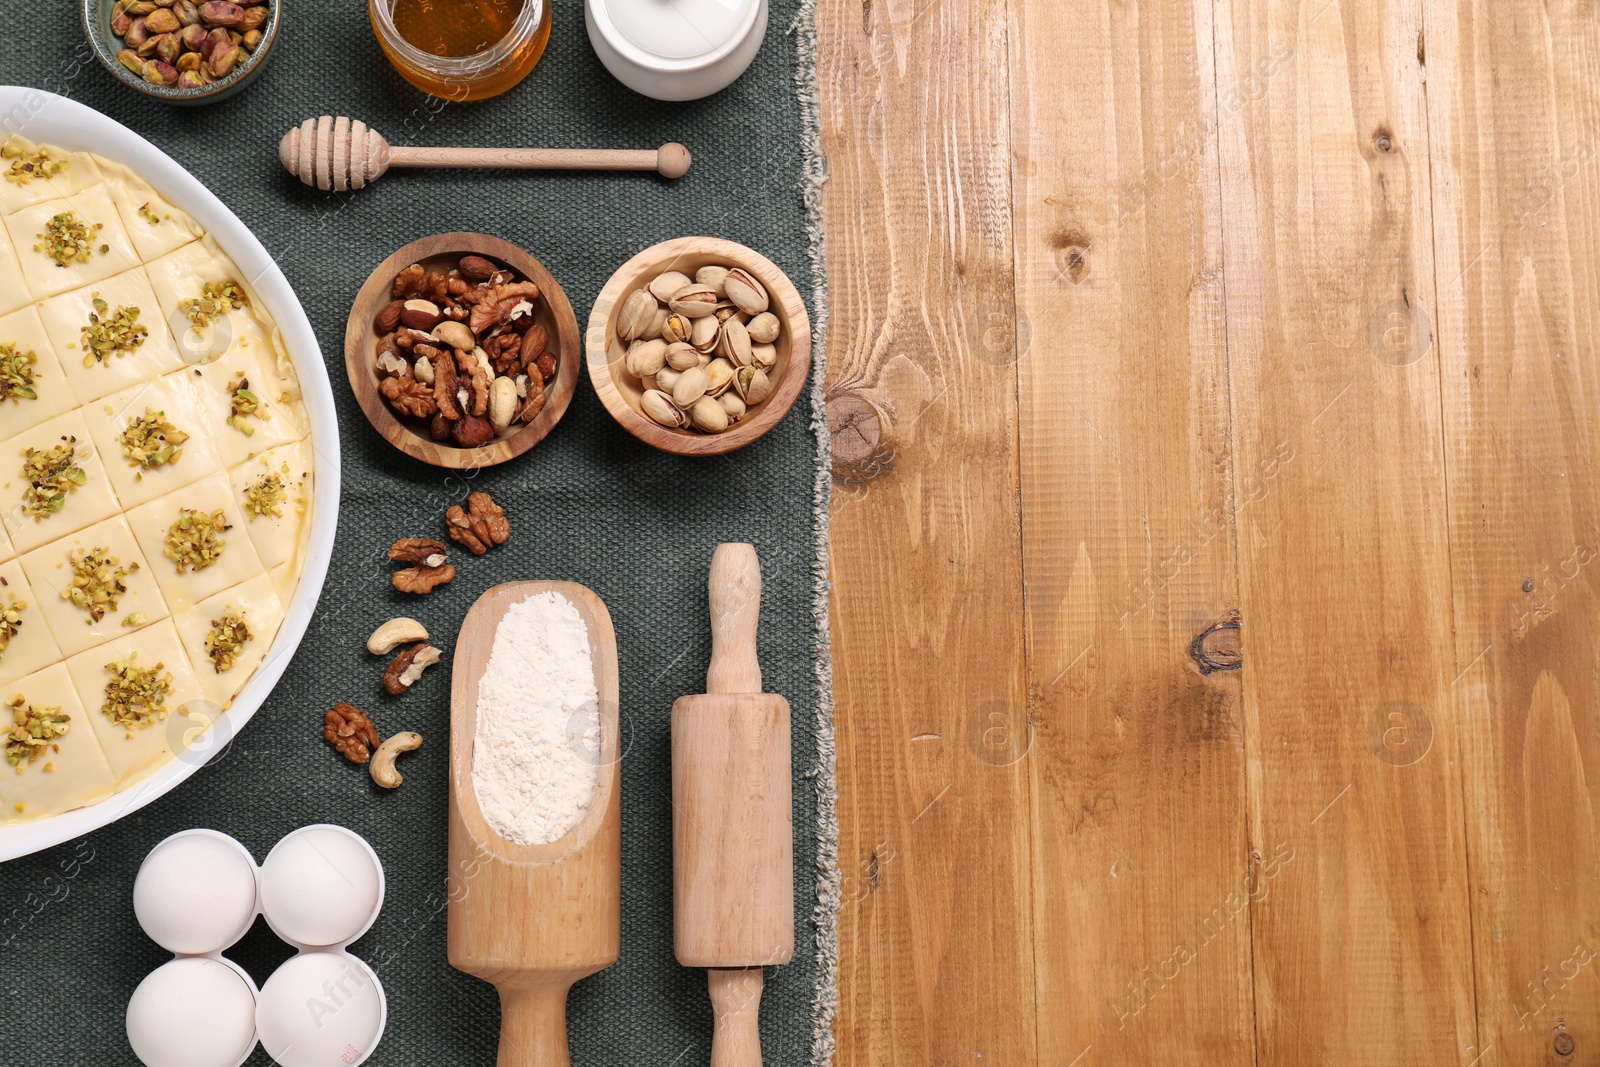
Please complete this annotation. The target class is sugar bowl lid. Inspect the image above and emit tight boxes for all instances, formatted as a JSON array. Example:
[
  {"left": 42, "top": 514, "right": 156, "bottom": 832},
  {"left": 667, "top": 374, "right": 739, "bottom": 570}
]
[{"left": 595, "top": 0, "right": 762, "bottom": 61}]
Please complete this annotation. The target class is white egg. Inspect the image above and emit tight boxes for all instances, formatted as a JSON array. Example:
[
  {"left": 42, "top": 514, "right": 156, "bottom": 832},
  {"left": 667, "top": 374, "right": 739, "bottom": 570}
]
[
  {"left": 256, "top": 953, "right": 386, "bottom": 1067},
  {"left": 259, "top": 825, "right": 383, "bottom": 947},
  {"left": 134, "top": 831, "right": 258, "bottom": 954},
  {"left": 126, "top": 957, "right": 257, "bottom": 1067}
]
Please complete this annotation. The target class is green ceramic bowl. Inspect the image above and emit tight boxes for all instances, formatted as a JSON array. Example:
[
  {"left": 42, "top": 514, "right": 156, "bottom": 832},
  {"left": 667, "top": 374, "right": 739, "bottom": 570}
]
[{"left": 80, "top": 0, "right": 281, "bottom": 104}]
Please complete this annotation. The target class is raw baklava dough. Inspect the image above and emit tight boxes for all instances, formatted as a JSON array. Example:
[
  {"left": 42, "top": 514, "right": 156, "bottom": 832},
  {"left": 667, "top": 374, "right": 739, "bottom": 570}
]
[{"left": 0, "top": 137, "right": 314, "bottom": 823}]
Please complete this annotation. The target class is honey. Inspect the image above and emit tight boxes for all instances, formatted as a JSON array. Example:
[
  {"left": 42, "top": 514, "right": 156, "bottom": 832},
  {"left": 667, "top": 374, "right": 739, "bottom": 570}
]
[{"left": 370, "top": 0, "right": 551, "bottom": 102}]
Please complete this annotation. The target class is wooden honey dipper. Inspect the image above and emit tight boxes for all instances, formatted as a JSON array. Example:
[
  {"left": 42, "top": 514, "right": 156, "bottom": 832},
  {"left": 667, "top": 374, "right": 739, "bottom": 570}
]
[{"left": 279, "top": 116, "right": 691, "bottom": 192}]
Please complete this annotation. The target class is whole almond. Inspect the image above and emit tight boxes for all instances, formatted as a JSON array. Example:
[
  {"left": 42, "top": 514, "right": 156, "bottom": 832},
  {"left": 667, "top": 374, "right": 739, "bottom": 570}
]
[
  {"left": 373, "top": 300, "right": 404, "bottom": 334},
  {"left": 519, "top": 323, "right": 548, "bottom": 365},
  {"left": 459, "top": 255, "right": 498, "bottom": 282}
]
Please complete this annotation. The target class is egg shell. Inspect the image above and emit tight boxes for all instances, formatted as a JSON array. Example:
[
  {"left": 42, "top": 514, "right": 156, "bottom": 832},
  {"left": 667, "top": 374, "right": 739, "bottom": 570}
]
[
  {"left": 133, "top": 830, "right": 258, "bottom": 954},
  {"left": 258, "top": 824, "right": 383, "bottom": 947},
  {"left": 255, "top": 952, "right": 386, "bottom": 1067},
  {"left": 126, "top": 956, "right": 257, "bottom": 1067}
]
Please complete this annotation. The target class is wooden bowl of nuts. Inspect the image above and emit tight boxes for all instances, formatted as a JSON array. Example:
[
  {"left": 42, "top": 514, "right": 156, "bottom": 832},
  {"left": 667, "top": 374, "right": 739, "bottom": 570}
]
[
  {"left": 586, "top": 236, "right": 811, "bottom": 456},
  {"left": 345, "top": 233, "right": 580, "bottom": 469}
]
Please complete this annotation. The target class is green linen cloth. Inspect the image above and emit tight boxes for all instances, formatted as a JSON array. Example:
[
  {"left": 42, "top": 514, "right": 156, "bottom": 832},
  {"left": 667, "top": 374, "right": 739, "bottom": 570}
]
[{"left": 0, "top": 2, "right": 828, "bottom": 1062}]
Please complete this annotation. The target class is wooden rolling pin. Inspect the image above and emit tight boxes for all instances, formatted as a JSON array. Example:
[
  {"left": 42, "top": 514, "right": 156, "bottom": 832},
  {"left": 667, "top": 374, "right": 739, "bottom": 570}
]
[
  {"left": 278, "top": 116, "right": 691, "bottom": 192},
  {"left": 448, "top": 582, "right": 621, "bottom": 1067},
  {"left": 673, "top": 544, "right": 795, "bottom": 1067}
]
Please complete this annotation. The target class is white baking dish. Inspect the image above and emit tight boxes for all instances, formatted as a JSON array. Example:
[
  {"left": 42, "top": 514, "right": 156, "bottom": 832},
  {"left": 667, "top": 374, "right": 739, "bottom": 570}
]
[{"left": 0, "top": 87, "right": 340, "bottom": 862}]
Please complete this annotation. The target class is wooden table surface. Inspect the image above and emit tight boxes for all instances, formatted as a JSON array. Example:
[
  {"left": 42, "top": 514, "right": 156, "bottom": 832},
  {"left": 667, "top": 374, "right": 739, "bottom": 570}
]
[{"left": 816, "top": 1, "right": 1600, "bottom": 1063}]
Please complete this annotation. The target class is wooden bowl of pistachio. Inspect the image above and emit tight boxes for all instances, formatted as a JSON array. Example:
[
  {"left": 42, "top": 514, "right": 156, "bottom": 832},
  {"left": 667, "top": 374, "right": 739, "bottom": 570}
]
[{"left": 586, "top": 237, "right": 811, "bottom": 456}]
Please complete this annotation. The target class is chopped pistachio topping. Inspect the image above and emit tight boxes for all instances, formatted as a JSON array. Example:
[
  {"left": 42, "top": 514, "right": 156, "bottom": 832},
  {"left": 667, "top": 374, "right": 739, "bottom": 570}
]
[
  {"left": 0, "top": 342, "right": 38, "bottom": 403},
  {"left": 19, "top": 437, "right": 87, "bottom": 518},
  {"left": 137, "top": 202, "right": 164, "bottom": 226},
  {"left": 63, "top": 546, "right": 137, "bottom": 622},
  {"left": 205, "top": 610, "right": 251, "bottom": 673},
  {"left": 80, "top": 299, "right": 147, "bottom": 367},
  {"left": 4, "top": 695, "right": 68, "bottom": 769},
  {"left": 225, "top": 373, "right": 267, "bottom": 435},
  {"left": 33, "top": 211, "right": 104, "bottom": 267},
  {"left": 121, "top": 612, "right": 146, "bottom": 629},
  {"left": 242, "top": 472, "right": 286, "bottom": 519},
  {"left": 0, "top": 594, "right": 25, "bottom": 656},
  {"left": 118, "top": 408, "right": 188, "bottom": 470},
  {"left": 179, "top": 280, "right": 246, "bottom": 329},
  {"left": 2, "top": 143, "right": 68, "bottom": 186},
  {"left": 101, "top": 654, "right": 172, "bottom": 730},
  {"left": 164, "top": 507, "right": 229, "bottom": 572}
]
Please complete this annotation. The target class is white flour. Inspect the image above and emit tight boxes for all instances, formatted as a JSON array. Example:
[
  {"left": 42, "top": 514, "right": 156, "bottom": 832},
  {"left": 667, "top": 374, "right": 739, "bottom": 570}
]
[{"left": 471, "top": 591, "right": 601, "bottom": 845}]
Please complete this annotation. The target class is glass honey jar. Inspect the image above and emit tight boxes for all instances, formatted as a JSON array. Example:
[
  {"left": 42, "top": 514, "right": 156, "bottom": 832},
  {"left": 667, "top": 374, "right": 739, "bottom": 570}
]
[{"left": 370, "top": 0, "right": 552, "bottom": 102}]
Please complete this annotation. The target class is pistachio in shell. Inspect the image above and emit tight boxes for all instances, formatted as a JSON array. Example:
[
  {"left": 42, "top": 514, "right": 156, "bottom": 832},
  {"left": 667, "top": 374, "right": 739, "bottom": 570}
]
[
  {"left": 717, "top": 317, "right": 752, "bottom": 366},
  {"left": 695, "top": 264, "right": 730, "bottom": 296},
  {"left": 690, "top": 313, "right": 719, "bottom": 353},
  {"left": 615, "top": 289, "right": 658, "bottom": 342},
  {"left": 704, "top": 357, "right": 735, "bottom": 398},
  {"left": 746, "top": 312, "right": 780, "bottom": 344},
  {"left": 672, "top": 365, "right": 709, "bottom": 408},
  {"left": 664, "top": 342, "right": 701, "bottom": 372},
  {"left": 690, "top": 395, "right": 729, "bottom": 433},
  {"left": 668, "top": 284, "right": 720, "bottom": 318},
  {"left": 661, "top": 313, "right": 692, "bottom": 345},
  {"left": 723, "top": 268, "right": 769, "bottom": 315},
  {"left": 641, "top": 389, "right": 687, "bottom": 429},
  {"left": 647, "top": 271, "right": 692, "bottom": 303},
  {"left": 735, "top": 365, "right": 772, "bottom": 405},
  {"left": 625, "top": 338, "right": 668, "bottom": 378}
]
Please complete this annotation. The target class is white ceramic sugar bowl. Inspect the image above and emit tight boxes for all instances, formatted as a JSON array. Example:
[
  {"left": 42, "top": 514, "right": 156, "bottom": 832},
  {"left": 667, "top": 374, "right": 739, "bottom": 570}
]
[{"left": 585, "top": 0, "right": 769, "bottom": 101}]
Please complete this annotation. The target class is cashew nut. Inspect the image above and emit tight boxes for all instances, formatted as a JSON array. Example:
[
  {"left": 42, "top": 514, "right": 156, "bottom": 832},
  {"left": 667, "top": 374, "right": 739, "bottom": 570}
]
[
  {"left": 369, "top": 731, "right": 422, "bottom": 789},
  {"left": 367, "top": 616, "right": 429, "bottom": 655},
  {"left": 489, "top": 376, "right": 518, "bottom": 435}
]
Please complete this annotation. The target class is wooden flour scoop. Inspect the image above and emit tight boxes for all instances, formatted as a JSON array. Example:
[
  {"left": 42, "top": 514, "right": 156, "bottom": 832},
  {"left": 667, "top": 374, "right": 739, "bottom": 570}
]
[
  {"left": 448, "top": 581, "right": 621, "bottom": 1067},
  {"left": 673, "top": 544, "right": 795, "bottom": 1066}
]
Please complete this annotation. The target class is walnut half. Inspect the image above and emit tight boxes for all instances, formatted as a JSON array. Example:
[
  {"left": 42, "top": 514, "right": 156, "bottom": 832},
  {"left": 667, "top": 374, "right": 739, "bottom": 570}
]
[
  {"left": 324, "top": 702, "right": 380, "bottom": 763},
  {"left": 446, "top": 491, "right": 509, "bottom": 555},
  {"left": 389, "top": 537, "right": 455, "bottom": 594}
]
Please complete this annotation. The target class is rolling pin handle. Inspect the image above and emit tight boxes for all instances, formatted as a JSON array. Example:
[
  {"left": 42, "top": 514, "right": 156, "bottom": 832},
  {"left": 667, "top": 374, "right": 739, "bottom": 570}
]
[
  {"left": 707, "top": 543, "right": 763, "bottom": 695},
  {"left": 708, "top": 968, "right": 765, "bottom": 1067},
  {"left": 495, "top": 981, "right": 574, "bottom": 1067}
]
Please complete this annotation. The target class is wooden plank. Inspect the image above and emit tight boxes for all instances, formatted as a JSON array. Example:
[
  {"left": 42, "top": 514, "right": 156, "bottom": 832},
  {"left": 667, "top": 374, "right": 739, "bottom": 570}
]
[
  {"left": 1423, "top": 1, "right": 1600, "bottom": 1060},
  {"left": 814, "top": 0, "right": 1037, "bottom": 1064},
  {"left": 1210, "top": 1, "right": 1479, "bottom": 1063},
  {"left": 1006, "top": 1, "right": 1258, "bottom": 1063}
]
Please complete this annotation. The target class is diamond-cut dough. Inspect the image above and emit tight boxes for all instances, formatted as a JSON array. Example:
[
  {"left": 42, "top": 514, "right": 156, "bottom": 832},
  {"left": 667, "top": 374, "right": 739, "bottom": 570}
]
[
  {"left": 0, "top": 662, "right": 116, "bottom": 820},
  {"left": 0, "top": 408, "right": 123, "bottom": 554},
  {"left": 173, "top": 574, "right": 283, "bottom": 712},
  {"left": 146, "top": 238, "right": 271, "bottom": 365},
  {"left": 0, "top": 305, "right": 76, "bottom": 440},
  {"left": 0, "top": 137, "right": 104, "bottom": 215},
  {"left": 38, "top": 270, "right": 183, "bottom": 403},
  {"left": 88, "top": 371, "right": 223, "bottom": 509},
  {"left": 126, "top": 471, "right": 264, "bottom": 613},
  {"left": 6, "top": 186, "right": 142, "bottom": 299},
  {"left": 98, "top": 160, "right": 202, "bottom": 264},
  {"left": 229, "top": 442, "right": 311, "bottom": 574},
  {"left": 67, "top": 618, "right": 206, "bottom": 784},
  {"left": 0, "top": 557, "right": 62, "bottom": 690},
  {"left": 20, "top": 515, "right": 168, "bottom": 659}
]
